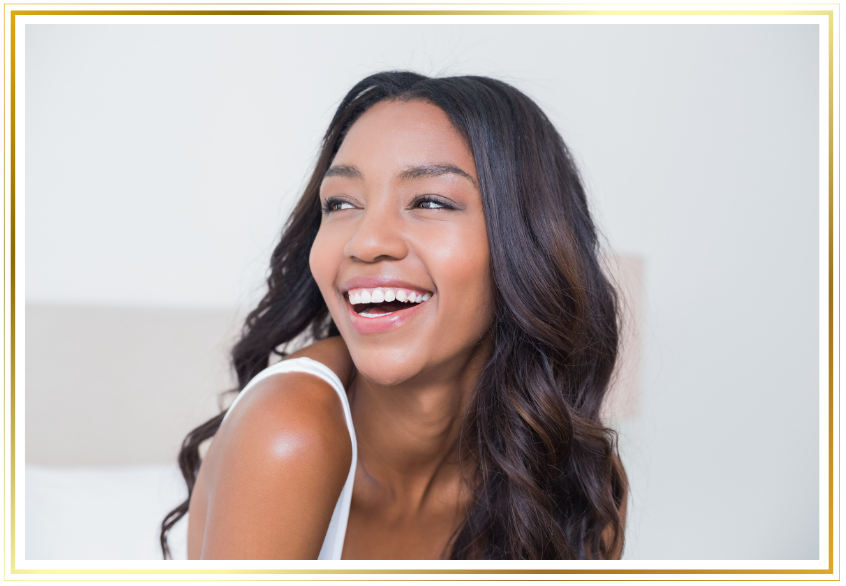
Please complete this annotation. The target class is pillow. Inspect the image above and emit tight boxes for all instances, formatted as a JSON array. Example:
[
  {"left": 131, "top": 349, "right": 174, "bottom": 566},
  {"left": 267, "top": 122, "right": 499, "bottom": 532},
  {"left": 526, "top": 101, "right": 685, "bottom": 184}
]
[{"left": 25, "top": 463, "right": 188, "bottom": 560}]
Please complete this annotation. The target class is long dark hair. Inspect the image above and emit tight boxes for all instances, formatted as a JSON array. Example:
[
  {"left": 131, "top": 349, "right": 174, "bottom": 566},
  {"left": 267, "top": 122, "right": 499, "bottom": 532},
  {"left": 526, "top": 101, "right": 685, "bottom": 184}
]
[{"left": 161, "top": 71, "right": 627, "bottom": 560}]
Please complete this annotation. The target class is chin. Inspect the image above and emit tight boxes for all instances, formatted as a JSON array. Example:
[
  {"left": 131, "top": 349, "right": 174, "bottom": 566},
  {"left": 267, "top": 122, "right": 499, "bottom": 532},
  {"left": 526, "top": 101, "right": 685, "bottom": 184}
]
[{"left": 348, "top": 345, "right": 425, "bottom": 387}]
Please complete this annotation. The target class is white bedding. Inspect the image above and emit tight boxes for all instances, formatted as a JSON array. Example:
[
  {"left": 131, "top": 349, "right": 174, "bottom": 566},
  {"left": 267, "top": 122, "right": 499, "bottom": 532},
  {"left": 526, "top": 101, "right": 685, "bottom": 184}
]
[{"left": 25, "top": 463, "right": 189, "bottom": 560}]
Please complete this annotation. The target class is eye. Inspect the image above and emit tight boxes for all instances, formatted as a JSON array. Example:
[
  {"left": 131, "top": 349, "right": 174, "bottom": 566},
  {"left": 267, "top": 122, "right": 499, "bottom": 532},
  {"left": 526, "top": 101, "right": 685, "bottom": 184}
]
[
  {"left": 413, "top": 195, "right": 455, "bottom": 210},
  {"left": 322, "top": 197, "right": 355, "bottom": 214}
]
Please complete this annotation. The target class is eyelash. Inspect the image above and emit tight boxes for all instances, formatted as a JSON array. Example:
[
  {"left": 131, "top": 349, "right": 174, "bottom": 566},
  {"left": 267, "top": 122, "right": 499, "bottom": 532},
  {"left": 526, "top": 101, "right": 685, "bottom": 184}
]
[
  {"left": 321, "top": 197, "right": 353, "bottom": 214},
  {"left": 320, "top": 195, "right": 455, "bottom": 214},
  {"left": 413, "top": 195, "right": 455, "bottom": 210}
]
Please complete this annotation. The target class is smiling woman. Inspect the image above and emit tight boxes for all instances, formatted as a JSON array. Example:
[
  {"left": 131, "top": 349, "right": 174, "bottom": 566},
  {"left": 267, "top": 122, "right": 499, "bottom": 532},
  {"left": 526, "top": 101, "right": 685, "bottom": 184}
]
[{"left": 160, "top": 71, "right": 628, "bottom": 560}]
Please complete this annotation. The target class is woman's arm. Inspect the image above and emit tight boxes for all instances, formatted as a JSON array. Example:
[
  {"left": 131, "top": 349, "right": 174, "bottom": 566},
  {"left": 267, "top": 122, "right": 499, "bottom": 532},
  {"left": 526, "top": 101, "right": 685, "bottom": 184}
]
[{"left": 199, "top": 371, "right": 352, "bottom": 559}]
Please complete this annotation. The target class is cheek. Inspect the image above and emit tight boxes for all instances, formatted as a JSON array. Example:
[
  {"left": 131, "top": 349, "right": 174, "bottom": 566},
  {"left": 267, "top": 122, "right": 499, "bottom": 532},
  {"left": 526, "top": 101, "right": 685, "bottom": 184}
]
[
  {"left": 430, "top": 227, "right": 494, "bottom": 335},
  {"left": 309, "top": 228, "right": 341, "bottom": 303}
]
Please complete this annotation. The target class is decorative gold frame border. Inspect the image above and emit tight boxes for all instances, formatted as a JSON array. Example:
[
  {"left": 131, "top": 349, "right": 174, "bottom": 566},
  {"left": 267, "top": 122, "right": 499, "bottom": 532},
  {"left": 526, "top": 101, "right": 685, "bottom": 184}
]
[{"left": 5, "top": 7, "right": 837, "bottom": 578}]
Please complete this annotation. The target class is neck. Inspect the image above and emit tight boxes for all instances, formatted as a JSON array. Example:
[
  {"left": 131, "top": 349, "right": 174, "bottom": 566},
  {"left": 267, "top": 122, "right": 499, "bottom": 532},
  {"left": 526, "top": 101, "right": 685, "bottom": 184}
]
[{"left": 348, "top": 339, "right": 489, "bottom": 508}]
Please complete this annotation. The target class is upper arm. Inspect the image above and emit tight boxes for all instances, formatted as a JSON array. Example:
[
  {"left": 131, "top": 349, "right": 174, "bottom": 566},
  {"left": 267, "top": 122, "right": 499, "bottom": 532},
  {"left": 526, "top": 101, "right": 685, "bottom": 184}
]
[{"left": 199, "top": 373, "right": 352, "bottom": 560}]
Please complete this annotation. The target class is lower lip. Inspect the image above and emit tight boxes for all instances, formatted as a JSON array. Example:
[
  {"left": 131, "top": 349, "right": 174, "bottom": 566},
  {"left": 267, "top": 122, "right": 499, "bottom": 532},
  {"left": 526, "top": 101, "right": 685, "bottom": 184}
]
[{"left": 345, "top": 294, "right": 431, "bottom": 334}]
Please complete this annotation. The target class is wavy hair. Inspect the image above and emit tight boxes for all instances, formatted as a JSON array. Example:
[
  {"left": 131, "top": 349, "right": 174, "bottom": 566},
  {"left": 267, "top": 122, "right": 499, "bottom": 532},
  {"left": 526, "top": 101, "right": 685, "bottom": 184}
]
[{"left": 161, "top": 71, "right": 627, "bottom": 560}]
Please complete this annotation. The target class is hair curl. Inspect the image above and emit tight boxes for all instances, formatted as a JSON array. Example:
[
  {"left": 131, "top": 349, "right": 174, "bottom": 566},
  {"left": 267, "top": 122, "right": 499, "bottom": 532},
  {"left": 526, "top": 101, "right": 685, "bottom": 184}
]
[{"left": 161, "top": 71, "right": 627, "bottom": 560}]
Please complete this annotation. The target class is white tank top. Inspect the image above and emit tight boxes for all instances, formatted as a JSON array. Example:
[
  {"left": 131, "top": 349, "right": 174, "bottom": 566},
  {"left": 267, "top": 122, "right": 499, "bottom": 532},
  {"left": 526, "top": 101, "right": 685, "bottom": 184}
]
[{"left": 219, "top": 356, "right": 357, "bottom": 560}]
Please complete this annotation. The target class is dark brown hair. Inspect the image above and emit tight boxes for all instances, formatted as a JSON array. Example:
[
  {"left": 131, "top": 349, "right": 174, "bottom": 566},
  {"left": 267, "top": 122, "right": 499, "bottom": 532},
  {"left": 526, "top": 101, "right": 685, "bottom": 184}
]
[{"left": 161, "top": 71, "right": 627, "bottom": 560}]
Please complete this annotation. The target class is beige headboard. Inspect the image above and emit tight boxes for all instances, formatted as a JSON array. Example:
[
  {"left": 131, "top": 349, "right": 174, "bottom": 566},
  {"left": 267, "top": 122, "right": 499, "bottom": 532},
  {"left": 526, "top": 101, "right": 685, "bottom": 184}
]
[{"left": 25, "top": 305, "right": 244, "bottom": 465}]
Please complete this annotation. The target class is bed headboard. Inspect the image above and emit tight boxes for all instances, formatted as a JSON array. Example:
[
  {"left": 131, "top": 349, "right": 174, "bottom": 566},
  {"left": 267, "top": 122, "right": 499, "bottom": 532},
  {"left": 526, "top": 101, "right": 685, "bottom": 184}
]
[{"left": 25, "top": 305, "right": 243, "bottom": 465}]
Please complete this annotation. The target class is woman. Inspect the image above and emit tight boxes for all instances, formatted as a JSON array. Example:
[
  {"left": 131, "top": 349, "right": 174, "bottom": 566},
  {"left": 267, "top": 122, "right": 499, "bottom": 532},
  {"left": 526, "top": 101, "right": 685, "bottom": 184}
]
[{"left": 161, "top": 71, "right": 628, "bottom": 560}]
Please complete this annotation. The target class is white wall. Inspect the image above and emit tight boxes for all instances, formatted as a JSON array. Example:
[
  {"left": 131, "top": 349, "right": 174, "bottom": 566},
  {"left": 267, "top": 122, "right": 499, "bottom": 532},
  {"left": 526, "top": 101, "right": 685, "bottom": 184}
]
[{"left": 24, "top": 23, "right": 821, "bottom": 559}]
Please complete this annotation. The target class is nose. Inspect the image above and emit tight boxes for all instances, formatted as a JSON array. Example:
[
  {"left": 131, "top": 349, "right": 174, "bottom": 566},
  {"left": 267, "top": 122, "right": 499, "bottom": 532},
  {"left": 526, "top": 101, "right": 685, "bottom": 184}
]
[{"left": 343, "top": 201, "right": 409, "bottom": 263}]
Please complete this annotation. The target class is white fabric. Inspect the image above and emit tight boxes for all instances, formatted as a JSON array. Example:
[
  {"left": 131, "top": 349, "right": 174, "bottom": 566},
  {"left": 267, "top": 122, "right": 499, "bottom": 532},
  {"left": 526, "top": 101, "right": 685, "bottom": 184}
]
[
  {"left": 25, "top": 462, "right": 189, "bottom": 560},
  {"left": 221, "top": 357, "right": 357, "bottom": 560}
]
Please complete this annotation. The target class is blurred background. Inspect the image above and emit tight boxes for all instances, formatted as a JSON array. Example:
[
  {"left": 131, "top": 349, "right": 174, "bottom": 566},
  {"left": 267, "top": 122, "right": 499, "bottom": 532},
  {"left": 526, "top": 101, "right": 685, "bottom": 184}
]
[{"left": 23, "top": 23, "right": 821, "bottom": 560}]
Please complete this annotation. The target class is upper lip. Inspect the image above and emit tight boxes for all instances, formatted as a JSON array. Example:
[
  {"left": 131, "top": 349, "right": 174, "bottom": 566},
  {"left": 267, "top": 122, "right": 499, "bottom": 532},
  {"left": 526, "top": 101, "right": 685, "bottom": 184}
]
[{"left": 340, "top": 276, "right": 434, "bottom": 295}]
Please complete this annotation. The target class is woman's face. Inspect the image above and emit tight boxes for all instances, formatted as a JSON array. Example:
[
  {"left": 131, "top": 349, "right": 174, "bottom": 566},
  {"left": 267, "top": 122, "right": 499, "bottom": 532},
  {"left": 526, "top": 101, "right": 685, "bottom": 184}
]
[{"left": 310, "top": 99, "right": 495, "bottom": 387}]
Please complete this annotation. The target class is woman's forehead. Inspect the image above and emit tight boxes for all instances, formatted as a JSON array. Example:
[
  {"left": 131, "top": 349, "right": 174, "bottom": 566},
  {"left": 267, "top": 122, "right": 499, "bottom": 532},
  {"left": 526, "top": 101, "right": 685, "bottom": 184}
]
[{"left": 332, "top": 100, "right": 478, "bottom": 182}]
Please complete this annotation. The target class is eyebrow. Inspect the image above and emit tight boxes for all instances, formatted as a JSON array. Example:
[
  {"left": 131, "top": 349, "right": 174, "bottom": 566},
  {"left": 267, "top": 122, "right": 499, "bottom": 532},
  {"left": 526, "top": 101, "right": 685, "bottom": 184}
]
[
  {"left": 324, "top": 164, "right": 363, "bottom": 180},
  {"left": 323, "top": 163, "right": 478, "bottom": 189},
  {"left": 397, "top": 164, "right": 478, "bottom": 189}
]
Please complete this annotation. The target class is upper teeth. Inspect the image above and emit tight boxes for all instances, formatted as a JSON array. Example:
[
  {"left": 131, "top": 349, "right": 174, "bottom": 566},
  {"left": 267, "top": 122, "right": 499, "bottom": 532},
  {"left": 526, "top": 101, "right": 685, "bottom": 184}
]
[{"left": 348, "top": 287, "right": 432, "bottom": 305}]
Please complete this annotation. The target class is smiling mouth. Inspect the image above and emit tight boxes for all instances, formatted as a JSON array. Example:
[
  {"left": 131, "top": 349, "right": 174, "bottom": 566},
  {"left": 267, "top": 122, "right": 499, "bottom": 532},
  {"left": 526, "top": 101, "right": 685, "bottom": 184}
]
[{"left": 347, "top": 287, "right": 432, "bottom": 318}]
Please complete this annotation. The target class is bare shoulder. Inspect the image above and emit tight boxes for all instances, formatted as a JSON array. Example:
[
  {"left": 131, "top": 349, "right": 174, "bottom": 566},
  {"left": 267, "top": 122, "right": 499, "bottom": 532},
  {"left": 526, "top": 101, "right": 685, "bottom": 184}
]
[{"left": 198, "top": 368, "right": 353, "bottom": 560}]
